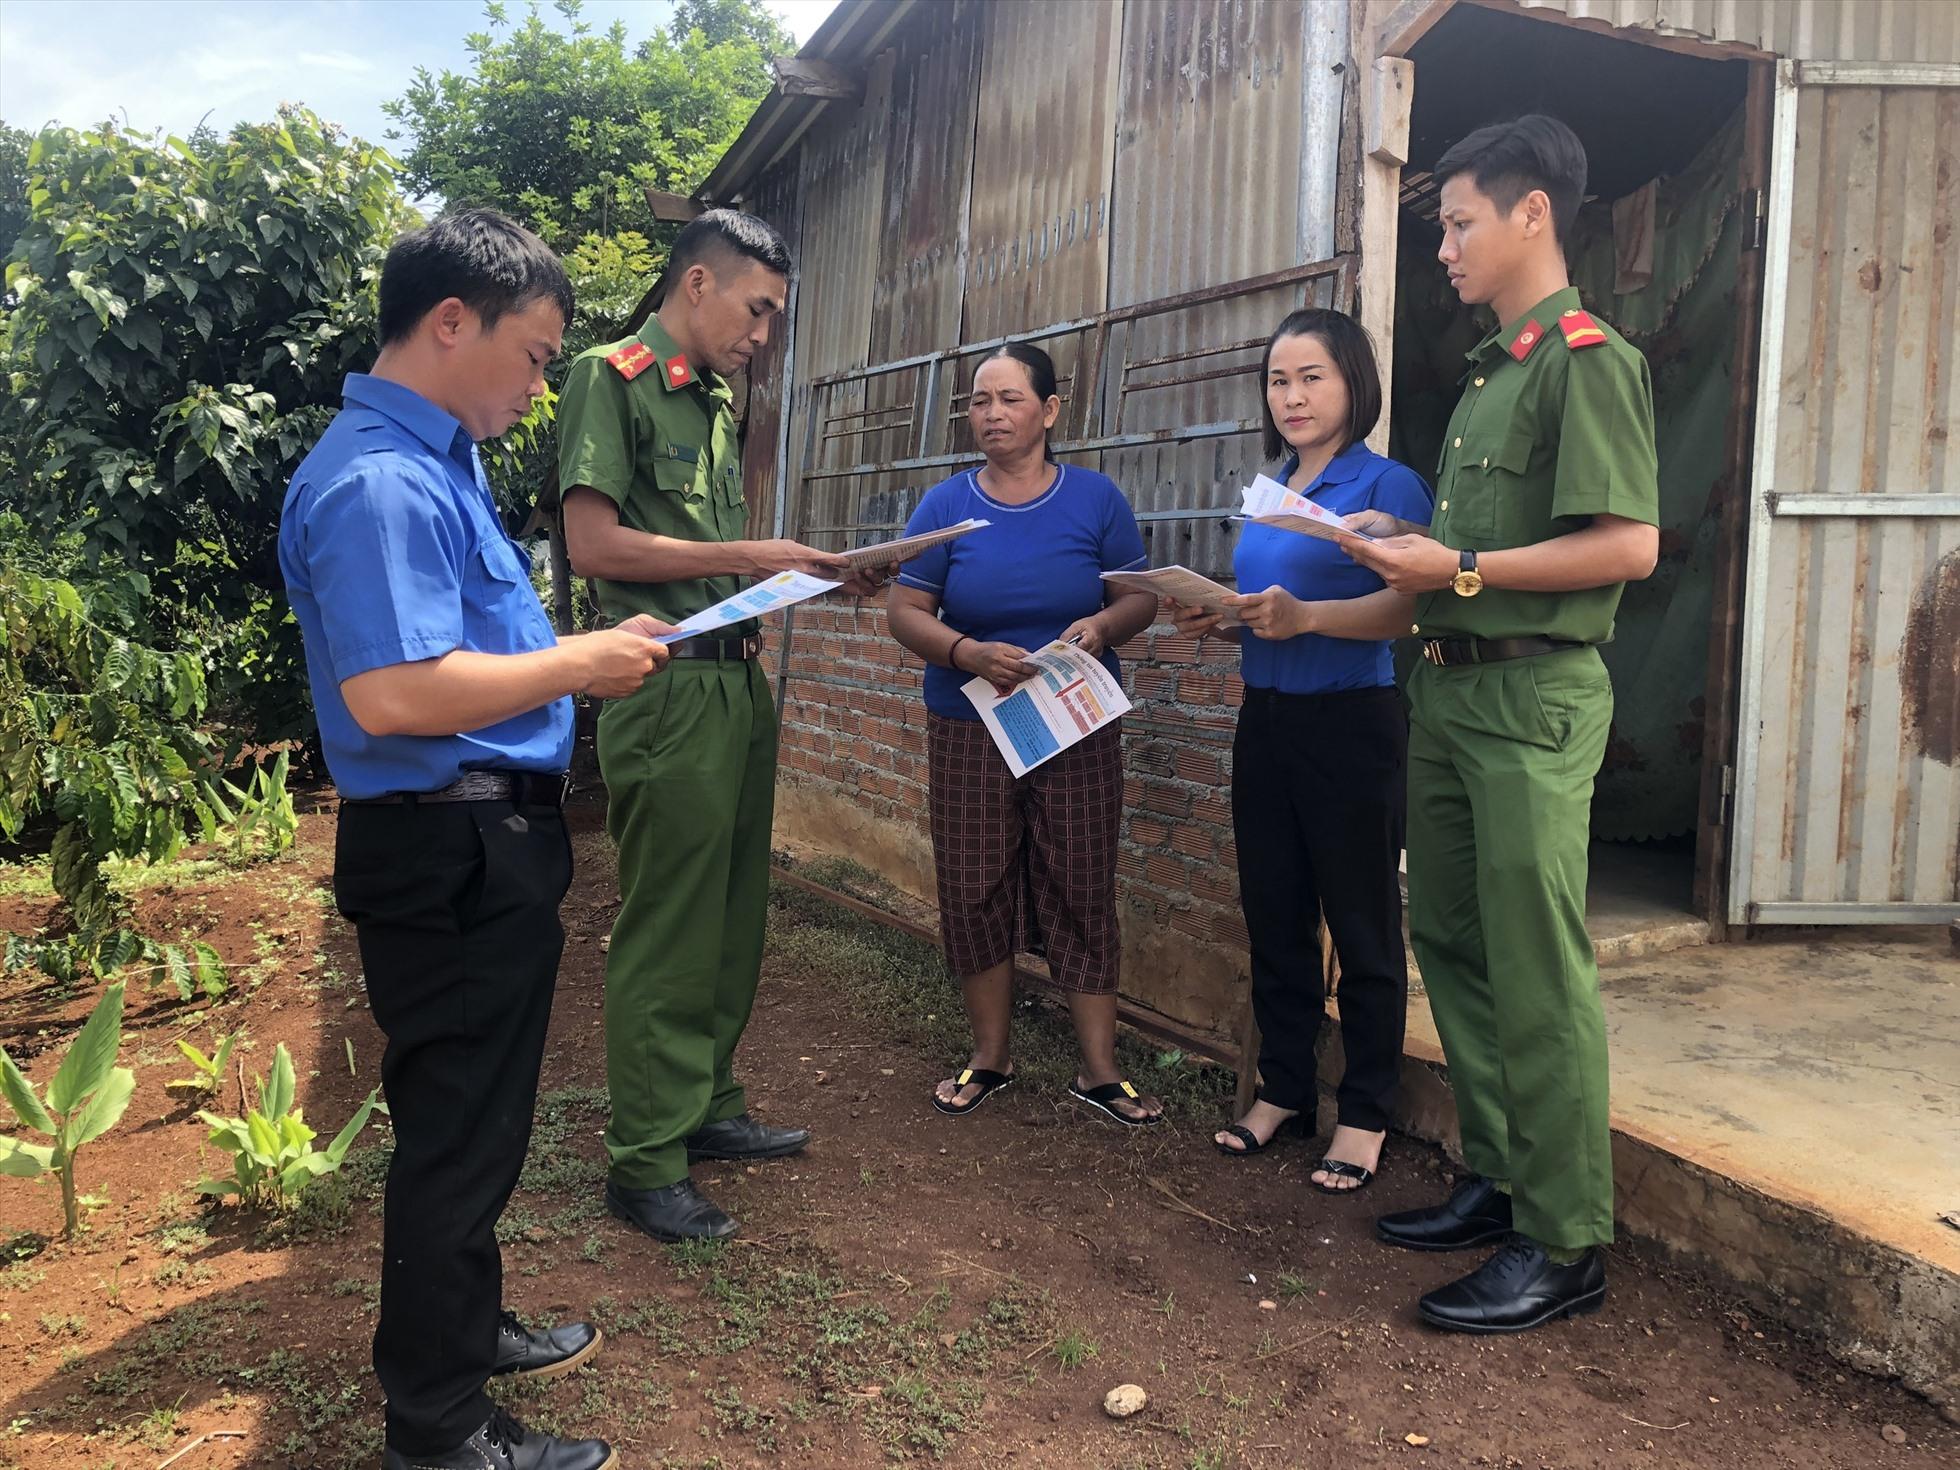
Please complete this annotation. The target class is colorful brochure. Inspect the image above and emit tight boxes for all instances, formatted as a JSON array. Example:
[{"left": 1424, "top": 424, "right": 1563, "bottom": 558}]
[{"left": 962, "top": 640, "right": 1133, "bottom": 778}]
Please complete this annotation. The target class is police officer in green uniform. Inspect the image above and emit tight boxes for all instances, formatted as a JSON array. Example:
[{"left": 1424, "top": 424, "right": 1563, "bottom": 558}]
[
  {"left": 1341, "top": 116, "right": 1659, "bottom": 1333},
  {"left": 559, "top": 210, "right": 889, "bottom": 1242}
]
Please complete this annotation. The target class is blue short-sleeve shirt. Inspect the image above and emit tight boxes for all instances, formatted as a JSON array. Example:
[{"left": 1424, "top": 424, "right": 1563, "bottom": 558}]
[
  {"left": 278, "top": 374, "right": 572, "bottom": 799},
  {"left": 1233, "top": 441, "right": 1434, "bottom": 694},
  {"left": 898, "top": 465, "right": 1147, "bottom": 720}
]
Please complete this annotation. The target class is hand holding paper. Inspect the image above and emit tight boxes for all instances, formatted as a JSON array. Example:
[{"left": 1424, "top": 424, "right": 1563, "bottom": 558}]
[
  {"left": 1239, "top": 473, "right": 1377, "bottom": 545},
  {"left": 963, "top": 640, "right": 1133, "bottom": 778},
  {"left": 655, "top": 569, "right": 841, "bottom": 645}
]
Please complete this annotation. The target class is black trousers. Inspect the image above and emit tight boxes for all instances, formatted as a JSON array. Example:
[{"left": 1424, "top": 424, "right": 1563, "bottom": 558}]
[
  {"left": 1232, "top": 684, "right": 1409, "bottom": 1133},
  {"left": 334, "top": 797, "right": 573, "bottom": 1455}
]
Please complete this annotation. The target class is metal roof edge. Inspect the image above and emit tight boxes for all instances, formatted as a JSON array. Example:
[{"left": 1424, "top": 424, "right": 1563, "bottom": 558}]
[{"left": 698, "top": 0, "right": 918, "bottom": 204}]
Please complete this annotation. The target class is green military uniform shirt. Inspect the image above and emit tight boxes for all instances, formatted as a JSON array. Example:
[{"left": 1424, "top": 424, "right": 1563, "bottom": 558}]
[
  {"left": 1412, "top": 286, "right": 1659, "bottom": 642},
  {"left": 556, "top": 314, "right": 750, "bottom": 629}
]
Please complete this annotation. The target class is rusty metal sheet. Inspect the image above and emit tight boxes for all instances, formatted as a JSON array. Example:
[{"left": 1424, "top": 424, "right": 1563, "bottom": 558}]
[
  {"left": 1509, "top": 0, "right": 1960, "bottom": 64},
  {"left": 1101, "top": 0, "right": 1345, "bottom": 579},
  {"left": 960, "top": 0, "right": 1124, "bottom": 343},
  {"left": 1732, "top": 69, "right": 1960, "bottom": 922},
  {"left": 736, "top": 157, "right": 802, "bottom": 540}
]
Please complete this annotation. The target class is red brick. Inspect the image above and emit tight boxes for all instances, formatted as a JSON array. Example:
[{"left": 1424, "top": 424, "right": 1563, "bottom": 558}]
[
  {"left": 1173, "top": 747, "right": 1223, "bottom": 785},
  {"left": 1169, "top": 825, "right": 1215, "bottom": 861},
  {"left": 1135, "top": 781, "right": 1191, "bottom": 818},
  {"left": 1191, "top": 868, "right": 1238, "bottom": 905},
  {"left": 1144, "top": 854, "right": 1188, "bottom": 889},
  {"left": 1128, "top": 816, "right": 1170, "bottom": 847},
  {"left": 1116, "top": 850, "right": 1146, "bottom": 881},
  {"left": 1129, "top": 666, "right": 1174, "bottom": 701},
  {"left": 1154, "top": 634, "right": 1202, "bottom": 664},
  {"left": 1179, "top": 673, "right": 1228, "bottom": 706},
  {"left": 1224, "top": 675, "right": 1245, "bottom": 707},
  {"left": 1171, "top": 907, "right": 1212, "bottom": 942},
  {"left": 1210, "top": 912, "right": 1251, "bottom": 950}
]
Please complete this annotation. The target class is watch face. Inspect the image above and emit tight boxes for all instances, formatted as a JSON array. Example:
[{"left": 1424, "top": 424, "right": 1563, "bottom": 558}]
[{"left": 1453, "top": 571, "right": 1483, "bottom": 597}]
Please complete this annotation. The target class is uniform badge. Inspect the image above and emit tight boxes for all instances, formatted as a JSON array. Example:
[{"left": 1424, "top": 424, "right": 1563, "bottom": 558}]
[
  {"left": 607, "top": 343, "right": 656, "bottom": 380},
  {"left": 1507, "top": 319, "right": 1547, "bottom": 363},
  {"left": 1557, "top": 308, "right": 1608, "bottom": 350},
  {"left": 665, "top": 355, "right": 693, "bottom": 389}
]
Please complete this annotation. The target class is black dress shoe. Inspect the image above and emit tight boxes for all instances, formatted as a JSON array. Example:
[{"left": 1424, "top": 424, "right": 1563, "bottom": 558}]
[
  {"left": 491, "top": 1309, "right": 603, "bottom": 1380},
  {"left": 605, "top": 1178, "right": 739, "bottom": 1242},
  {"left": 1376, "top": 1174, "right": 1513, "bottom": 1252},
  {"left": 1418, "top": 1240, "right": 1606, "bottom": 1334},
  {"left": 382, "top": 1408, "right": 616, "bottom": 1470},
  {"left": 683, "top": 1112, "right": 811, "bottom": 1162}
]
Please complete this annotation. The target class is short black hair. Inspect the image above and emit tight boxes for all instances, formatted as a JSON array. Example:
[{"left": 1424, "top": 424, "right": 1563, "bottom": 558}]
[
  {"left": 1433, "top": 114, "right": 1588, "bottom": 254},
  {"left": 1259, "top": 308, "right": 1383, "bottom": 461},
  {"left": 977, "top": 341, "right": 1061, "bottom": 461},
  {"left": 669, "top": 208, "right": 792, "bottom": 281},
  {"left": 378, "top": 208, "right": 573, "bottom": 345}
]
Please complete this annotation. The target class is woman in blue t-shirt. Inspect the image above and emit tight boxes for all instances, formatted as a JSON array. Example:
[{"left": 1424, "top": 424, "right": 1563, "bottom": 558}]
[
  {"left": 1171, "top": 309, "right": 1432, "bottom": 1192},
  {"left": 886, "top": 343, "right": 1163, "bottom": 1127}
]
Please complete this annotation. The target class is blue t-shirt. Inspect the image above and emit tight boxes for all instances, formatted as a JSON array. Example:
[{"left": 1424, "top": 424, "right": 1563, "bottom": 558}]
[
  {"left": 1233, "top": 441, "right": 1434, "bottom": 694},
  {"left": 898, "top": 465, "right": 1147, "bottom": 720},
  {"left": 278, "top": 374, "right": 573, "bottom": 799}
]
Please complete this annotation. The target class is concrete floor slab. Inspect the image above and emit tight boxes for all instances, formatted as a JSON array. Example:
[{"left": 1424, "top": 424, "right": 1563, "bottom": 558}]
[{"left": 1376, "top": 927, "right": 1960, "bottom": 1409}]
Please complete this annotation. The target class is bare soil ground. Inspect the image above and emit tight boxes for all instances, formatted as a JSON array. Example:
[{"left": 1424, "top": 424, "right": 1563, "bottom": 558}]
[{"left": 1, "top": 783, "right": 1954, "bottom": 1470}]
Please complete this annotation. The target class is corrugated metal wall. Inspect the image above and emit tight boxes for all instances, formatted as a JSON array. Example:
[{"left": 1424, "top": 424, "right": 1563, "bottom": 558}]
[
  {"left": 738, "top": 156, "right": 802, "bottom": 539},
  {"left": 1734, "top": 71, "right": 1960, "bottom": 920},
  {"left": 1509, "top": 0, "right": 1960, "bottom": 64}
]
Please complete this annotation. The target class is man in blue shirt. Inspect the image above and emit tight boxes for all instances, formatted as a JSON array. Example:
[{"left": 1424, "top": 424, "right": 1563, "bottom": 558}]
[{"left": 281, "top": 209, "right": 669, "bottom": 1470}]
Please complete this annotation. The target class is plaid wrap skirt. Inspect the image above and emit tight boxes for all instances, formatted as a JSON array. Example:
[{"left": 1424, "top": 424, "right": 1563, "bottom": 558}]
[{"left": 926, "top": 712, "right": 1124, "bottom": 994}]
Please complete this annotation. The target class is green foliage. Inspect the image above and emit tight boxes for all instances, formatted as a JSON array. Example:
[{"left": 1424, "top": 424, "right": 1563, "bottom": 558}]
[
  {"left": 0, "top": 518, "right": 228, "bottom": 994},
  {"left": 0, "top": 107, "right": 411, "bottom": 738},
  {"left": 206, "top": 749, "right": 298, "bottom": 865},
  {"left": 384, "top": 0, "right": 791, "bottom": 245},
  {"left": 0, "top": 980, "right": 137, "bottom": 1238},
  {"left": 167, "top": 1029, "right": 240, "bottom": 1098},
  {"left": 0, "top": 121, "right": 31, "bottom": 265},
  {"left": 196, "top": 1043, "right": 378, "bottom": 1210}
]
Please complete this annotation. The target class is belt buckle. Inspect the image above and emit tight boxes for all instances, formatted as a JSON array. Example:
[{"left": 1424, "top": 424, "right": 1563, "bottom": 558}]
[{"left": 1423, "top": 639, "right": 1446, "bottom": 666}]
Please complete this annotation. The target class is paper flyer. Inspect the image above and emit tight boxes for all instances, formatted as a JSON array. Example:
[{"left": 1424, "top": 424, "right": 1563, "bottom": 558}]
[
  {"left": 1098, "top": 566, "right": 1242, "bottom": 626},
  {"left": 1237, "top": 473, "right": 1376, "bottom": 543},
  {"left": 841, "top": 517, "right": 990, "bottom": 570},
  {"left": 962, "top": 640, "right": 1133, "bottom": 779},
  {"left": 655, "top": 570, "right": 841, "bottom": 645}
]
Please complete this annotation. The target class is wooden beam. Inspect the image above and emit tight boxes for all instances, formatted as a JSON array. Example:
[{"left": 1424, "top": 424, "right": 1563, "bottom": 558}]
[
  {"left": 1372, "top": 0, "right": 1454, "bottom": 58},
  {"left": 643, "top": 187, "right": 704, "bottom": 223},
  {"left": 771, "top": 55, "right": 865, "bottom": 101}
]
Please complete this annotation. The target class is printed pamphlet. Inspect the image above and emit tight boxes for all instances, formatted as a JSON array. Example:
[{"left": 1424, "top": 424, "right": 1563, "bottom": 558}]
[
  {"left": 841, "top": 517, "right": 990, "bottom": 571},
  {"left": 1237, "top": 473, "right": 1376, "bottom": 543},
  {"left": 655, "top": 570, "right": 840, "bottom": 645},
  {"left": 1098, "top": 566, "right": 1242, "bottom": 626},
  {"left": 962, "top": 640, "right": 1133, "bottom": 779}
]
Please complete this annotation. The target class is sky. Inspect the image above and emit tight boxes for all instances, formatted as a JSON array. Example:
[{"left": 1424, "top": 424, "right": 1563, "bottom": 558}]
[{"left": 0, "top": 0, "right": 839, "bottom": 149}]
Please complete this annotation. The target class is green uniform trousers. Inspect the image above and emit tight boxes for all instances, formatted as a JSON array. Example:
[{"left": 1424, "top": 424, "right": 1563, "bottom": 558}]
[
  {"left": 597, "top": 658, "right": 777, "bottom": 1190},
  {"left": 1404, "top": 645, "right": 1615, "bottom": 1251}
]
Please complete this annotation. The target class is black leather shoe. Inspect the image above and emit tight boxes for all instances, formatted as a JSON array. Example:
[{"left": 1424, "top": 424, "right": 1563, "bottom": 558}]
[
  {"left": 1376, "top": 1174, "right": 1513, "bottom": 1252},
  {"left": 683, "top": 1112, "right": 811, "bottom": 1163},
  {"left": 383, "top": 1408, "right": 616, "bottom": 1470},
  {"left": 491, "top": 1309, "right": 602, "bottom": 1380},
  {"left": 1418, "top": 1240, "right": 1606, "bottom": 1334},
  {"left": 605, "top": 1178, "right": 739, "bottom": 1242}
]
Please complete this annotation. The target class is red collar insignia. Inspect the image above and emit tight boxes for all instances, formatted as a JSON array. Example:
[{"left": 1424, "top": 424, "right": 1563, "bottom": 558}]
[
  {"left": 665, "top": 355, "right": 693, "bottom": 389},
  {"left": 1507, "top": 319, "right": 1547, "bottom": 363}
]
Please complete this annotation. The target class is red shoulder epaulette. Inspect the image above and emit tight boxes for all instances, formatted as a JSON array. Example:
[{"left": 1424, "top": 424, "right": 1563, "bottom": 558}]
[
  {"left": 607, "top": 342, "right": 656, "bottom": 380},
  {"left": 1507, "top": 319, "right": 1548, "bottom": 363},
  {"left": 1556, "top": 308, "right": 1609, "bottom": 350}
]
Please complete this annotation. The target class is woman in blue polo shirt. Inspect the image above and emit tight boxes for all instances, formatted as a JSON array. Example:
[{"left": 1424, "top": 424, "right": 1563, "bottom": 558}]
[
  {"left": 1171, "top": 309, "right": 1431, "bottom": 1193},
  {"left": 887, "top": 342, "right": 1162, "bottom": 1128}
]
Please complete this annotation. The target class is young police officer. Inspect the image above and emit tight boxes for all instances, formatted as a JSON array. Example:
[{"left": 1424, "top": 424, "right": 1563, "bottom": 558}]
[
  {"left": 1342, "top": 117, "right": 1659, "bottom": 1333},
  {"left": 558, "top": 211, "right": 891, "bottom": 1243},
  {"left": 281, "top": 209, "right": 672, "bottom": 1470}
]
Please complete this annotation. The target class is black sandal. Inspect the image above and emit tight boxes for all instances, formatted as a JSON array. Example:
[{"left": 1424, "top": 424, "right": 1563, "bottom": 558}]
[
  {"left": 1310, "top": 1157, "right": 1376, "bottom": 1194},
  {"left": 1212, "top": 1112, "right": 1307, "bottom": 1158},
  {"left": 931, "top": 1067, "right": 1014, "bottom": 1116},
  {"left": 1067, "top": 1079, "right": 1163, "bottom": 1127}
]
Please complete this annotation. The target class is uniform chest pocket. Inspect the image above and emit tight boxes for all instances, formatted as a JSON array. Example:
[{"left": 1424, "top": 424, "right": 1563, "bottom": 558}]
[
  {"left": 464, "top": 538, "right": 551, "bottom": 654},
  {"left": 650, "top": 451, "right": 707, "bottom": 502},
  {"left": 714, "top": 461, "right": 743, "bottom": 511},
  {"left": 1447, "top": 428, "right": 1536, "bottom": 546}
]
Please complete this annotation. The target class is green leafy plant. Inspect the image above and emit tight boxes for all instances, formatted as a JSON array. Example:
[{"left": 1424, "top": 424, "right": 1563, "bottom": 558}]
[
  {"left": 196, "top": 1043, "right": 378, "bottom": 1210},
  {"left": 167, "top": 1029, "right": 239, "bottom": 1098},
  {"left": 205, "top": 750, "right": 297, "bottom": 865},
  {"left": 0, "top": 519, "right": 228, "bottom": 993},
  {"left": 0, "top": 981, "right": 137, "bottom": 1237}
]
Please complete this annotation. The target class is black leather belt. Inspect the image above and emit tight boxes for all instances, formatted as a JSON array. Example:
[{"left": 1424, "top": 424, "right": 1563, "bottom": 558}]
[
  {"left": 669, "top": 633, "right": 762, "bottom": 662},
  {"left": 1419, "top": 636, "right": 1586, "bottom": 667},
  {"left": 342, "top": 770, "right": 569, "bottom": 807}
]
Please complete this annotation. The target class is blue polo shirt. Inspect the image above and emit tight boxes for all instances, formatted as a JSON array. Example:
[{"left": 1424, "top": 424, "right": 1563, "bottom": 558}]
[
  {"left": 1234, "top": 441, "right": 1433, "bottom": 694},
  {"left": 898, "top": 465, "right": 1147, "bottom": 720},
  {"left": 278, "top": 374, "right": 572, "bottom": 799}
]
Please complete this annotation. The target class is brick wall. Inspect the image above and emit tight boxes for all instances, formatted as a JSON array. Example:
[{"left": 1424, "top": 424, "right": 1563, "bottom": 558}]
[{"left": 763, "top": 600, "right": 1252, "bottom": 1038}]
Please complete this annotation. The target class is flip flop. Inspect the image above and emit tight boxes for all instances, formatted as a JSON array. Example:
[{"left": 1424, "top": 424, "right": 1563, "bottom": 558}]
[
  {"left": 931, "top": 1067, "right": 1014, "bottom": 1116},
  {"left": 1310, "top": 1157, "right": 1377, "bottom": 1194},
  {"left": 1068, "top": 1079, "right": 1163, "bottom": 1127}
]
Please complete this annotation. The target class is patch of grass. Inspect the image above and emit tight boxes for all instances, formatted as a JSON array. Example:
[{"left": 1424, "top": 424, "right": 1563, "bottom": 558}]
[
  {"left": 589, "top": 1295, "right": 691, "bottom": 1354},
  {"left": 0, "top": 1262, "right": 47, "bottom": 1293},
  {"left": 154, "top": 1219, "right": 212, "bottom": 1257},
  {"left": 517, "top": 1086, "right": 610, "bottom": 1197},
  {"left": 0, "top": 860, "right": 53, "bottom": 898},
  {"left": 664, "top": 1237, "right": 728, "bottom": 1280},
  {"left": 1050, "top": 1327, "right": 1098, "bottom": 1370},
  {"left": 38, "top": 1312, "right": 87, "bottom": 1338},
  {"left": 1276, "top": 1271, "right": 1312, "bottom": 1299}
]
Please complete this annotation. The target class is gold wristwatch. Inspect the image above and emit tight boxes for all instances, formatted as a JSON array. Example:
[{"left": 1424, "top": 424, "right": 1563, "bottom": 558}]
[{"left": 1451, "top": 549, "right": 1484, "bottom": 597}]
